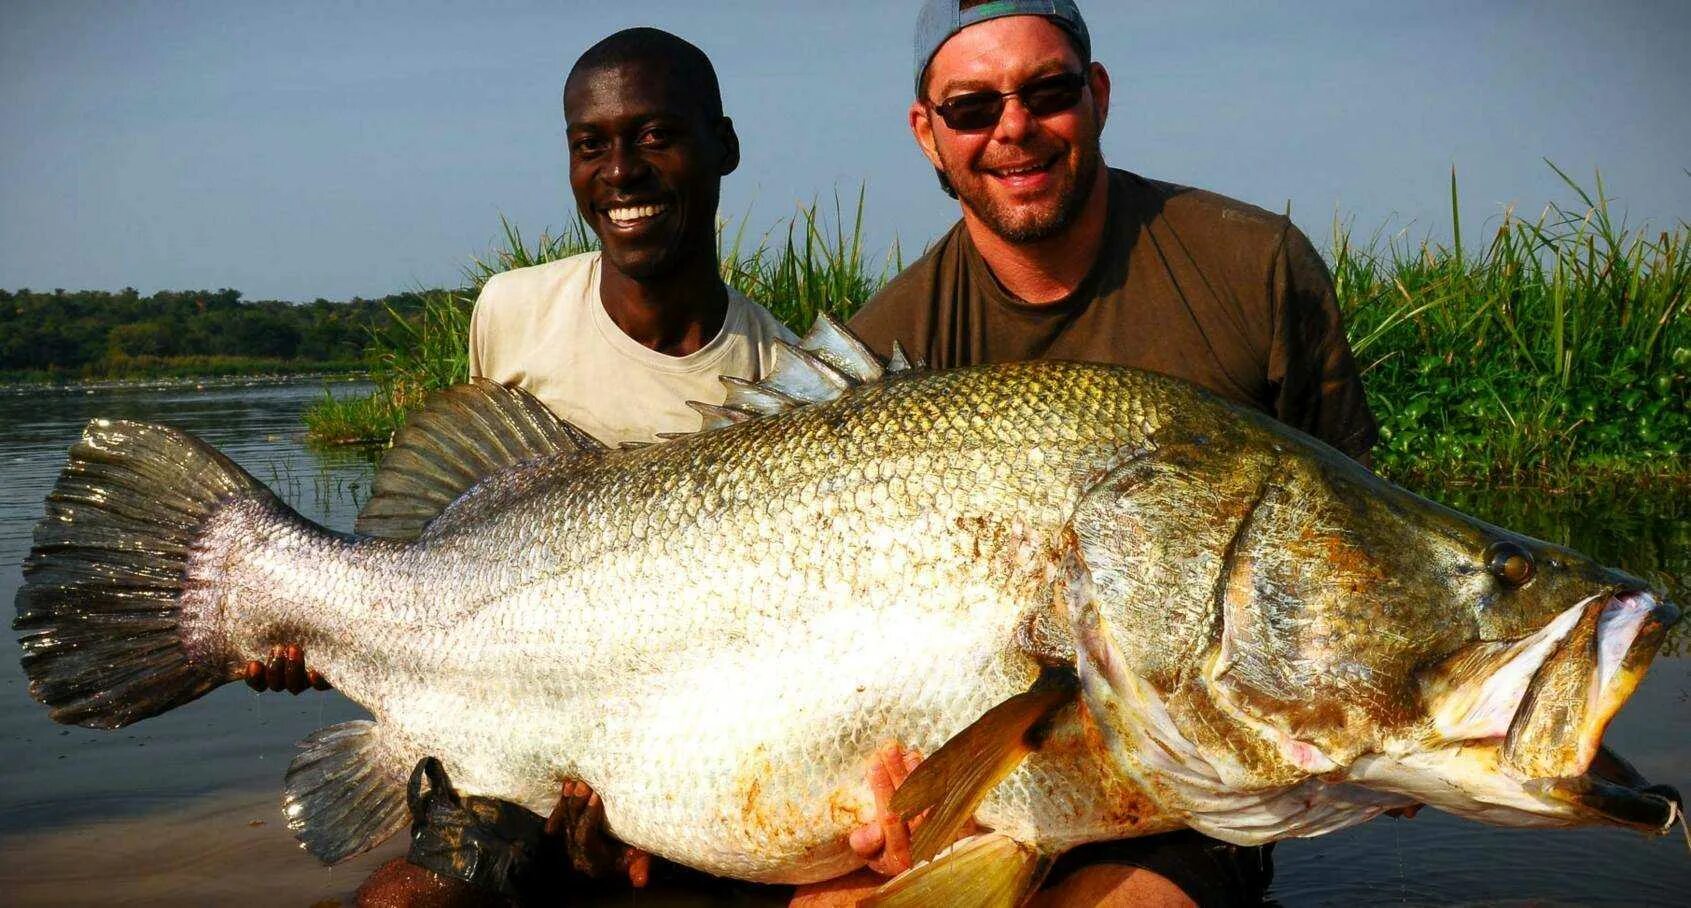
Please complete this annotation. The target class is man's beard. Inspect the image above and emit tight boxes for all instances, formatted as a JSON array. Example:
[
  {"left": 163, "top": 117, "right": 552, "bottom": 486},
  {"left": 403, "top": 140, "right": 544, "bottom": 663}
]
[{"left": 942, "top": 138, "right": 1102, "bottom": 244}]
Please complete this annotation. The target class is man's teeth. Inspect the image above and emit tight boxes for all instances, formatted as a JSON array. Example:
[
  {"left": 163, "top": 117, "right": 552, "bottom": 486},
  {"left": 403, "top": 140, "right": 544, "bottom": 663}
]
[
  {"left": 995, "top": 163, "right": 1046, "bottom": 176},
  {"left": 607, "top": 204, "right": 669, "bottom": 223}
]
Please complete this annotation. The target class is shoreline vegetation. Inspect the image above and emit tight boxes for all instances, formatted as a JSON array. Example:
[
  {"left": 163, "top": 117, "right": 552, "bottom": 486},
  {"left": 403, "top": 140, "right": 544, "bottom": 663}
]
[
  {"left": 0, "top": 287, "right": 433, "bottom": 385},
  {"left": 305, "top": 169, "right": 1688, "bottom": 492},
  {"left": 4, "top": 167, "right": 1679, "bottom": 490},
  {"left": 0, "top": 357, "right": 367, "bottom": 387}
]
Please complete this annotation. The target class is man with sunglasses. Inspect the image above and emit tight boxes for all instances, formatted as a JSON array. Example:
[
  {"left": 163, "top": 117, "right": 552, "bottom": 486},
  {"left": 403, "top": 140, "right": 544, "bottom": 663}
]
[
  {"left": 840, "top": 2, "right": 1380, "bottom": 906},
  {"left": 852, "top": 0, "right": 1376, "bottom": 466}
]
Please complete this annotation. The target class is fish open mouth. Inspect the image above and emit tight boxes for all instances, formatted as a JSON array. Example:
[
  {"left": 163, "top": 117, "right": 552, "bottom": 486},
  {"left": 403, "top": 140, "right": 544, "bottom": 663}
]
[{"left": 1503, "top": 589, "right": 1683, "bottom": 832}]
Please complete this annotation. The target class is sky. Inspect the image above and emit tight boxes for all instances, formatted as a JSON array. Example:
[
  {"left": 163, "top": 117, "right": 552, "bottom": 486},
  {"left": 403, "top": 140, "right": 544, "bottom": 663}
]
[{"left": 1, "top": 0, "right": 1687, "bottom": 302}]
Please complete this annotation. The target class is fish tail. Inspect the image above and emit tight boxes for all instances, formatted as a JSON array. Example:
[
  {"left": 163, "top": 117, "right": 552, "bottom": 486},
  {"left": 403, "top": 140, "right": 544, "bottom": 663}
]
[{"left": 13, "top": 418, "right": 280, "bottom": 729}]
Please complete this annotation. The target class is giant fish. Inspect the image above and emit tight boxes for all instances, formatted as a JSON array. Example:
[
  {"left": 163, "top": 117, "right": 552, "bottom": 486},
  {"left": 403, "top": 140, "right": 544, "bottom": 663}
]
[{"left": 14, "top": 317, "right": 1683, "bottom": 905}]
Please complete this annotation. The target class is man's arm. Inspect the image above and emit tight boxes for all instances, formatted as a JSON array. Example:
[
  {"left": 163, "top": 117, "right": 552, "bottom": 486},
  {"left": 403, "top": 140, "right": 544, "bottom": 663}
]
[{"left": 1266, "top": 224, "right": 1379, "bottom": 462}]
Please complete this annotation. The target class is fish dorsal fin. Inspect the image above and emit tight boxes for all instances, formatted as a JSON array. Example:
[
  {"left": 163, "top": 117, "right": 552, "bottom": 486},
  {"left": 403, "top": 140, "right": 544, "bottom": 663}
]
[
  {"left": 356, "top": 379, "right": 604, "bottom": 540},
  {"left": 802, "top": 312, "right": 885, "bottom": 383},
  {"left": 887, "top": 339, "right": 918, "bottom": 373},
  {"left": 690, "top": 313, "right": 923, "bottom": 431}
]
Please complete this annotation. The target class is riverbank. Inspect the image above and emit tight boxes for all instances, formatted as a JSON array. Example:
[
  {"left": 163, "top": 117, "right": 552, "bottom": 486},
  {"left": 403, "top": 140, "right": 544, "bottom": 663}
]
[
  {"left": 0, "top": 369, "right": 367, "bottom": 397},
  {"left": 2, "top": 356, "right": 367, "bottom": 387},
  {"left": 307, "top": 171, "right": 1686, "bottom": 489}
]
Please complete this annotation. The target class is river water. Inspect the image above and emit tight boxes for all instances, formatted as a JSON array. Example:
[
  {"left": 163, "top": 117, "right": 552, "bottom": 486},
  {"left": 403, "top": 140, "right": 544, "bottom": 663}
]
[{"left": 0, "top": 380, "right": 1684, "bottom": 906}]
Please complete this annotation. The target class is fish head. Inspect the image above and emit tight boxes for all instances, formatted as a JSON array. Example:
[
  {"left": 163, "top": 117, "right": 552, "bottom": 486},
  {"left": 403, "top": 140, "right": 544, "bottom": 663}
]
[
  {"left": 1385, "top": 523, "right": 1682, "bottom": 833},
  {"left": 1071, "top": 411, "right": 1681, "bottom": 837}
]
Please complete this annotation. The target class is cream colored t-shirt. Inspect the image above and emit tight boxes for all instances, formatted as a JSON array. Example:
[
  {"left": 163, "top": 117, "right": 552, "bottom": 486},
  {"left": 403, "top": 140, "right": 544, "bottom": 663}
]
[{"left": 467, "top": 251, "right": 797, "bottom": 446}]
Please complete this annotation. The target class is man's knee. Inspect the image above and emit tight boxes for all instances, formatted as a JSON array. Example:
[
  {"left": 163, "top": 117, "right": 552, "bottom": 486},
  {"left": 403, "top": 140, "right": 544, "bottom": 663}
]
[
  {"left": 355, "top": 857, "right": 506, "bottom": 908},
  {"left": 789, "top": 868, "right": 886, "bottom": 908},
  {"left": 1031, "top": 863, "right": 1199, "bottom": 908}
]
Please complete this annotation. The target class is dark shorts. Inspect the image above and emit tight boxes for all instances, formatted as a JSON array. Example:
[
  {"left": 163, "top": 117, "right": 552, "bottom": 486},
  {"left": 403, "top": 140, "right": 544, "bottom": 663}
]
[{"left": 404, "top": 758, "right": 1272, "bottom": 906}]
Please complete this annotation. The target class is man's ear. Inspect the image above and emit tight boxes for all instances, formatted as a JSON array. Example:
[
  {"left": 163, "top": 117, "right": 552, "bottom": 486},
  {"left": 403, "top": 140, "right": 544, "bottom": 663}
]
[
  {"left": 908, "top": 100, "right": 944, "bottom": 170},
  {"left": 1088, "top": 61, "right": 1111, "bottom": 130},
  {"left": 716, "top": 116, "right": 741, "bottom": 176}
]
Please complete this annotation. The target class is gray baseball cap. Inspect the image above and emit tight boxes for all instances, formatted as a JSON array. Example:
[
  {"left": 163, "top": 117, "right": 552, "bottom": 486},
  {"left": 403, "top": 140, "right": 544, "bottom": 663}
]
[{"left": 914, "top": 0, "right": 1092, "bottom": 95}]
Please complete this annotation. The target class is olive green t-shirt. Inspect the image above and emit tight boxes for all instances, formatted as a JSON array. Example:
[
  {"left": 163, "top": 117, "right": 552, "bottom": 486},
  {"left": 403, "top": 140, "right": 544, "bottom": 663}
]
[{"left": 849, "top": 169, "right": 1377, "bottom": 459}]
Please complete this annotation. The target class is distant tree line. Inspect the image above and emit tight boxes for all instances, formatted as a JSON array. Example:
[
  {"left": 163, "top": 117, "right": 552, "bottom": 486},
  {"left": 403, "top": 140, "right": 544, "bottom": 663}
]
[{"left": 0, "top": 287, "right": 434, "bottom": 377}]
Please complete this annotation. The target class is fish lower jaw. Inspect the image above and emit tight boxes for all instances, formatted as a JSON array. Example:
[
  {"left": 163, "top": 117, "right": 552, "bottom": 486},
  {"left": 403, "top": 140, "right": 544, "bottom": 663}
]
[
  {"left": 1499, "top": 590, "right": 1674, "bottom": 781},
  {"left": 1521, "top": 758, "right": 1684, "bottom": 834},
  {"left": 1348, "top": 737, "right": 1681, "bottom": 834},
  {"left": 1520, "top": 733, "right": 1680, "bottom": 834}
]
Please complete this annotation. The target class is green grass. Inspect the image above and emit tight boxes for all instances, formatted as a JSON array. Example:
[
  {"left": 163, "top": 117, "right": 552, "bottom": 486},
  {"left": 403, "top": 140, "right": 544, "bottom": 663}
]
[
  {"left": 720, "top": 187, "right": 902, "bottom": 331},
  {"left": 1337, "top": 163, "right": 1687, "bottom": 488},
  {"left": 301, "top": 388, "right": 407, "bottom": 446},
  {"left": 304, "top": 167, "right": 1687, "bottom": 493}
]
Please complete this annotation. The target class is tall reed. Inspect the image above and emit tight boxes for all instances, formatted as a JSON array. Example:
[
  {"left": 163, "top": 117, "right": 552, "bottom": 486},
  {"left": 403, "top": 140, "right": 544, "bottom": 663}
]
[{"left": 1336, "top": 164, "right": 1687, "bottom": 486}]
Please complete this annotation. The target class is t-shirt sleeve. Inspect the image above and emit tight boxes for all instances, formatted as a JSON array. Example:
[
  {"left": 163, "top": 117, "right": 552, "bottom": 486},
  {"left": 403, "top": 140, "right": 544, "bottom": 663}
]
[
  {"left": 1266, "top": 225, "right": 1378, "bottom": 459},
  {"left": 467, "top": 278, "right": 497, "bottom": 380}
]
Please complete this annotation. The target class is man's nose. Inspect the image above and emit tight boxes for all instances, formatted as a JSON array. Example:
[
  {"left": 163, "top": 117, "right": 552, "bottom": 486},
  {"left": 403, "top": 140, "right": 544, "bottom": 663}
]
[
  {"left": 992, "top": 97, "right": 1037, "bottom": 144},
  {"left": 604, "top": 141, "right": 650, "bottom": 187}
]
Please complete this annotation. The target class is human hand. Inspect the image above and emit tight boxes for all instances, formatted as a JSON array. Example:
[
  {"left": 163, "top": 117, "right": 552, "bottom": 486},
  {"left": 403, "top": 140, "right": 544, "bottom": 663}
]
[
  {"left": 1385, "top": 803, "right": 1423, "bottom": 819},
  {"left": 848, "top": 742, "right": 928, "bottom": 876},
  {"left": 545, "top": 779, "right": 652, "bottom": 888},
  {"left": 243, "top": 644, "right": 331, "bottom": 694}
]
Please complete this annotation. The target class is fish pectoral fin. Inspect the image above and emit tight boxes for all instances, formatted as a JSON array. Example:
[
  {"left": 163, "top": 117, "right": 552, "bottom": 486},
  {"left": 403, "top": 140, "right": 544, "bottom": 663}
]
[
  {"left": 356, "top": 378, "right": 606, "bottom": 540},
  {"left": 864, "top": 832, "right": 1049, "bottom": 908},
  {"left": 283, "top": 720, "right": 411, "bottom": 864},
  {"left": 891, "top": 668, "right": 1078, "bottom": 863}
]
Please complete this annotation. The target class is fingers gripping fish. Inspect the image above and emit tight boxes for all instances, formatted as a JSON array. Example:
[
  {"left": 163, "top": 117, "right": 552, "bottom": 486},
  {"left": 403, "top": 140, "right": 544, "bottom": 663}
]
[{"left": 13, "top": 316, "right": 1683, "bottom": 906}]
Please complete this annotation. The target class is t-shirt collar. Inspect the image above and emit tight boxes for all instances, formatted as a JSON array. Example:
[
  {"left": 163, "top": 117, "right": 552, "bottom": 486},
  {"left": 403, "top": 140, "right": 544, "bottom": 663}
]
[{"left": 588, "top": 252, "right": 748, "bottom": 373}]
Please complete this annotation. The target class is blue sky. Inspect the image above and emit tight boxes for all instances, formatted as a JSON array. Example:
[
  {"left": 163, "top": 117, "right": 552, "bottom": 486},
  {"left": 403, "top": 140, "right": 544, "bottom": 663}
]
[{"left": 2, "top": 0, "right": 1686, "bottom": 301}]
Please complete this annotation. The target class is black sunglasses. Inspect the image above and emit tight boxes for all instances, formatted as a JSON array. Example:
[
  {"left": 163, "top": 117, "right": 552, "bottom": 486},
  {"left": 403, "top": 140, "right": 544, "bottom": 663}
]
[{"left": 929, "top": 71, "right": 1088, "bottom": 131}]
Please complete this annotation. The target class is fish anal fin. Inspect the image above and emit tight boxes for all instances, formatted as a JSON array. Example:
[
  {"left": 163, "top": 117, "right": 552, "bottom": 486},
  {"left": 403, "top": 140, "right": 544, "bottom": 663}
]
[
  {"left": 356, "top": 379, "right": 604, "bottom": 540},
  {"left": 284, "top": 720, "right": 411, "bottom": 864},
  {"left": 865, "top": 832, "right": 1047, "bottom": 908},
  {"left": 892, "top": 668, "right": 1078, "bottom": 863}
]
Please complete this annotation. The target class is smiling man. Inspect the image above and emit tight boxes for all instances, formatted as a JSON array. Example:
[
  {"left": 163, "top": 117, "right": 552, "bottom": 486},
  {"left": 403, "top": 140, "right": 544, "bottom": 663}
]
[
  {"left": 467, "top": 26, "right": 794, "bottom": 448},
  {"left": 350, "top": 27, "right": 796, "bottom": 908},
  {"left": 851, "top": 1, "right": 1377, "bottom": 466},
  {"left": 837, "top": 1, "right": 1379, "bottom": 906}
]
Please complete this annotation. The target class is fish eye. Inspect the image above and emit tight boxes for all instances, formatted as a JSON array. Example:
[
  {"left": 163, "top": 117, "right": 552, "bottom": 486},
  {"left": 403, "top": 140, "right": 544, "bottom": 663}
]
[{"left": 1485, "top": 541, "right": 1536, "bottom": 587}]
